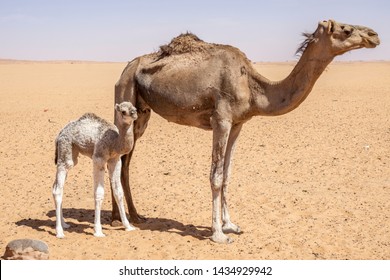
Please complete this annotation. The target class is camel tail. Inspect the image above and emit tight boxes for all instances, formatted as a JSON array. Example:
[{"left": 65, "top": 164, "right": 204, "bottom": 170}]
[{"left": 54, "top": 139, "right": 58, "bottom": 165}]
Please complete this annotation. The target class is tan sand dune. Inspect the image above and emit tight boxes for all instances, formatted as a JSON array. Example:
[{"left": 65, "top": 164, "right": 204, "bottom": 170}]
[{"left": 0, "top": 60, "right": 389, "bottom": 259}]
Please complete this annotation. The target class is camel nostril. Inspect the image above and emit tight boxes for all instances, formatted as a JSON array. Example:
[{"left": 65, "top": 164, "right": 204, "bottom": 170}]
[{"left": 368, "top": 31, "right": 378, "bottom": 37}]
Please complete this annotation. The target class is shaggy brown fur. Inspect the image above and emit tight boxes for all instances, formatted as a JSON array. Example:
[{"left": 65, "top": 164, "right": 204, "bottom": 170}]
[
  {"left": 159, "top": 32, "right": 207, "bottom": 57},
  {"left": 296, "top": 32, "right": 317, "bottom": 56}
]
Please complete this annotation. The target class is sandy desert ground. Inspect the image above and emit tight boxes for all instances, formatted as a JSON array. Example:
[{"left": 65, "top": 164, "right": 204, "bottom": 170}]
[{"left": 0, "top": 60, "right": 389, "bottom": 260}]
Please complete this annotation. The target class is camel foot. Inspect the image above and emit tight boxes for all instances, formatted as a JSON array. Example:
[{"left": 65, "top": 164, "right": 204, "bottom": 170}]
[
  {"left": 62, "top": 222, "right": 70, "bottom": 229},
  {"left": 222, "top": 222, "right": 241, "bottom": 234},
  {"left": 112, "top": 214, "right": 146, "bottom": 226},
  {"left": 56, "top": 232, "right": 65, "bottom": 239},
  {"left": 94, "top": 232, "right": 106, "bottom": 238},
  {"left": 210, "top": 232, "right": 233, "bottom": 244},
  {"left": 111, "top": 220, "right": 123, "bottom": 227},
  {"left": 124, "top": 225, "right": 138, "bottom": 232},
  {"left": 129, "top": 213, "right": 147, "bottom": 224}
]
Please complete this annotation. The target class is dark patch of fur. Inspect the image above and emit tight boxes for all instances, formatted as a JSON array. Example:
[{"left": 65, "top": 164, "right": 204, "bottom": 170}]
[{"left": 141, "top": 64, "right": 165, "bottom": 75}]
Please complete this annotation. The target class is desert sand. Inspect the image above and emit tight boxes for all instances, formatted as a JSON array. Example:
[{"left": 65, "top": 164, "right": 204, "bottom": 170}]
[{"left": 0, "top": 60, "right": 389, "bottom": 260}]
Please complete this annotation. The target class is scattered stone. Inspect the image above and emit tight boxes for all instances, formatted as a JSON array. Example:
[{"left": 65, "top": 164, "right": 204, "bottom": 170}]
[{"left": 3, "top": 239, "right": 49, "bottom": 260}]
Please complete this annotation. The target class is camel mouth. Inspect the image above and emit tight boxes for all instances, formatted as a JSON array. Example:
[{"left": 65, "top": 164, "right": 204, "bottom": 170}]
[
  {"left": 123, "top": 112, "right": 138, "bottom": 121},
  {"left": 359, "top": 28, "right": 380, "bottom": 48},
  {"left": 364, "top": 37, "right": 380, "bottom": 48}
]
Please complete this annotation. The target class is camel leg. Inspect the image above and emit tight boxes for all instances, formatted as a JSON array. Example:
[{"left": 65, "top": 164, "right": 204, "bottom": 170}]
[
  {"left": 210, "top": 118, "right": 232, "bottom": 244},
  {"left": 93, "top": 158, "right": 106, "bottom": 237},
  {"left": 122, "top": 147, "right": 144, "bottom": 222},
  {"left": 107, "top": 158, "right": 137, "bottom": 232},
  {"left": 52, "top": 165, "right": 69, "bottom": 238},
  {"left": 110, "top": 150, "right": 135, "bottom": 225},
  {"left": 221, "top": 123, "right": 243, "bottom": 234},
  {"left": 111, "top": 108, "right": 151, "bottom": 225}
]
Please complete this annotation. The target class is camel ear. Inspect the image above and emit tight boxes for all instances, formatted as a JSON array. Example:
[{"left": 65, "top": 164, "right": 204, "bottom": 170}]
[
  {"left": 115, "top": 104, "right": 120, "bottom": 111},
  {"left": 327, "top": 19, "right": 335, "bottom": 34}
]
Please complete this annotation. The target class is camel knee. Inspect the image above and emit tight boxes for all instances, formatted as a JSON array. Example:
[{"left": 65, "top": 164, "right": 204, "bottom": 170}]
[
  {"left": 55, "top": 149, "right": 74, "bottom": 169},
  {"left": 52, "top": 184, "right": 63, "bottom": 199},
  {"left": 211, "top": 181, "right": 223, "bottom": 192},
  {"left": 95, "top": 185, "right": 105, "bottom": 201},
  {"left": 93, "top": 156, "right": 106, "bottom": 169},
  {"left": 210, "top": 171, "right": 224, "bottom": 191}
]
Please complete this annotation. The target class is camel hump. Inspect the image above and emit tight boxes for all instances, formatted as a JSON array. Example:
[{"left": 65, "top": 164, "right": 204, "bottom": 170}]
[
  {"left": 78, "top": 113, "right": 112, "bottom": 127},
  {"left": 159, "top": 32, "right": 209, "bottom": 57}
]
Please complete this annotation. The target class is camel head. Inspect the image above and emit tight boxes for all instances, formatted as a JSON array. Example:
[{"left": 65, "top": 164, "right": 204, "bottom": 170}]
[
  {"left": 298, "top": 20, "right": 380, "bottom": 57},
  {"left": 115, "top": 101, "right": 138, "bottom": 125}
]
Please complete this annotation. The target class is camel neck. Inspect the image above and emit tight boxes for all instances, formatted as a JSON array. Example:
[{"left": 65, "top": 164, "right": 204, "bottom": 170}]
[
  {"left": 251, "top": 45, "right": 334, "bottom": 116},
  {"left": 115, "top": 124, "right": 133, "bottom": 153}
]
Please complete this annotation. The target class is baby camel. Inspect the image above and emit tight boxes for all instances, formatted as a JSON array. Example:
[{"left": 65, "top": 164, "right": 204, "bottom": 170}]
[{"left": 52, "top": 102, "right": 138, "bottom": 238}]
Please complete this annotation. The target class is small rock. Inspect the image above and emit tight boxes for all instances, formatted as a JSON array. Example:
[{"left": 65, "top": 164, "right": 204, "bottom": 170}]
[{"left": 3, "top": 239, "right": 49, "bottom": 260}]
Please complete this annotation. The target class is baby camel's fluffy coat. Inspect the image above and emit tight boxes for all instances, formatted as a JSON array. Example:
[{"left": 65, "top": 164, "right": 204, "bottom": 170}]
[{"left": 52, "top": 102, "right": 138, "bottom": 238}]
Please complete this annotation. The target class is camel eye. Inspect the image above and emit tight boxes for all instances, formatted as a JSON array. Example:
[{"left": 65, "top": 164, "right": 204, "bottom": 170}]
[
  {"left": 121, "top": 110, "right": 127, "bottom": 115},
  {"left": 339, "top": 25, "right": 353, "bottom": 37}
]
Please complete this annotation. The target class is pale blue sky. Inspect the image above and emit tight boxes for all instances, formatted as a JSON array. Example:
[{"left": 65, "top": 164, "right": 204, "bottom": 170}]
[{"left": 0, "top": 0, "right": 388, "bottom": 61}]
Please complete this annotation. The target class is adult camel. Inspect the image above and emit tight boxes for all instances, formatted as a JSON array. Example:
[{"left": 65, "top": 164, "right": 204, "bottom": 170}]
[{"left": 112, "top": 20, "right": 379, "bottom": 243}]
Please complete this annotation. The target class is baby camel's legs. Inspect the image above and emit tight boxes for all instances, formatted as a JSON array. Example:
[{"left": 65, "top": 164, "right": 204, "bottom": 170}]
[
  {"left": 52, "top": 165, "right": 70, "bottom": 238},
  {"left": 92, "top": 157, "right": 106, "bottom": 237},
  {"left": 107, "top": 158, "right": 136, "bottom": 231}
]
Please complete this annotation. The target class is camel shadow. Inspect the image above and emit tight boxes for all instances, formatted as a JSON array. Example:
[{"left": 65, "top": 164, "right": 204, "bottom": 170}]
[
  {"left": 16, "top": 208, "right": 210, "bottom": 240},
  {"left": 136, "top": 217, "right": 210, "bottom": 240},
  {"left": 16, "top": 208, "right": 99, "bottom": 237}
]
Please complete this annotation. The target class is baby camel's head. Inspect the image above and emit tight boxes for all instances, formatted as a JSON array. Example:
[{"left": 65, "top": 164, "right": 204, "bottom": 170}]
[{"left": 115, "top": 101, "right": 138, "bottom": 126}]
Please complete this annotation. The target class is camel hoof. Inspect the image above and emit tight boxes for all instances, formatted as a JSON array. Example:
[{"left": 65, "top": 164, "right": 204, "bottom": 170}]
[
  {"left": 62, "top": 222, "right": 70, "bottom": 229},
  {"left": 210, "top": 233, "right": 233, "bottom": 244},
  {"left": 94, "top": 232, "right": 106, "bottom": 238},
  {"left": 125, "top": 225, "right": 137, "bottom": 232},
  {"left": 111, "top": 220, "right": 123, "bottom": 227},
  {"left": 130, "top": 214, "right": 147, "bottom": 224},
  {"left": 222, "top": 223, "right": 241, "bottom": 234},
  {"left": 112, "top": 214, "right": 146, "bottom": 226},
  {"left": 56, "top": 233, "right": 65, "bottom": 239}
]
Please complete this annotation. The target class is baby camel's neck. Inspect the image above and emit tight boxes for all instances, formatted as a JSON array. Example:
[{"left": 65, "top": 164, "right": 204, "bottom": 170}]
[{"left": 115, "top": 124, "right": 134, "bottom": 155}]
